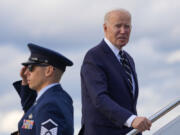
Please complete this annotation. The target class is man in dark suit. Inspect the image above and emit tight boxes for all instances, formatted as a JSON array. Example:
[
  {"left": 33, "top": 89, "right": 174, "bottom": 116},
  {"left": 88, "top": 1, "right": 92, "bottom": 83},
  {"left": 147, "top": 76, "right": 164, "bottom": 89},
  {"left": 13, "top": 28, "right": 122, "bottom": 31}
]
[
  {"left": 12, "top": 43, "right": 74, "bottom": 135},
  {"left": 79, "top": 9, "right": 152, "bottom": 135}
]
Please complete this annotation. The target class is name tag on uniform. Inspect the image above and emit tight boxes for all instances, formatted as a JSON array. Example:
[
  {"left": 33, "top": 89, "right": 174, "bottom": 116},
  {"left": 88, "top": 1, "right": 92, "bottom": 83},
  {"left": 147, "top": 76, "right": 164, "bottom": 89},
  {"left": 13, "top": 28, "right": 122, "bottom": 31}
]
[{"left": 22, "top": 119, "right": 34, "bottom": 129}]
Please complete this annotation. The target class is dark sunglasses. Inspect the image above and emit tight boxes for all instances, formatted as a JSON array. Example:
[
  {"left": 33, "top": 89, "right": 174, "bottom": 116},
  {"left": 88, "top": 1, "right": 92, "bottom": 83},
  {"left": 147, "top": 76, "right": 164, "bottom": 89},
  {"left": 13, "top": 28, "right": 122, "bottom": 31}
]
[{"left": 27, "top": 64, "right": 49, "bottom": 72}]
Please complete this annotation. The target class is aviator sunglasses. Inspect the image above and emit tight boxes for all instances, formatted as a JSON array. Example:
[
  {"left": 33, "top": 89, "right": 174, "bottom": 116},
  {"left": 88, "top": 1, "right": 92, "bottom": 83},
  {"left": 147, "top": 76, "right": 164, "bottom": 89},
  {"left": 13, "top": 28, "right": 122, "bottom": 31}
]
[{"left": 27, "top": 64, "right": 49, "bottom": 72}]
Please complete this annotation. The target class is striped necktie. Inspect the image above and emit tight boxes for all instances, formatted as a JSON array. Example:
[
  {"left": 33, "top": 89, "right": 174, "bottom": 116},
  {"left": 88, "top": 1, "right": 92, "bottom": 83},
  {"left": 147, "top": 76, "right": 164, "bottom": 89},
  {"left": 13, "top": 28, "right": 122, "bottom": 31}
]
[{"left": 119, "top": 51, "right": 133, "bottom": 93}]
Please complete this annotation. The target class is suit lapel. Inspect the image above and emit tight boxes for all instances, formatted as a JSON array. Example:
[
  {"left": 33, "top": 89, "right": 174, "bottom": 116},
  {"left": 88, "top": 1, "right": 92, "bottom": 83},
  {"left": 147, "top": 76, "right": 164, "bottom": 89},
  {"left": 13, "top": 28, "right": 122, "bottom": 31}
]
[{"left": 100, "top": 40, "right": 134, "bottom": 96}]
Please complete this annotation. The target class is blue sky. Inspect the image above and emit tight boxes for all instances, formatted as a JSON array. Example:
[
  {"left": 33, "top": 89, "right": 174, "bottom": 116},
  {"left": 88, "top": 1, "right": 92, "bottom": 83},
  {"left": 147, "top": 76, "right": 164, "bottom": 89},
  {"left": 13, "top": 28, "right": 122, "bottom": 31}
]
[{"left": 0, "top": 0, "right": 180, "bottom": 135}]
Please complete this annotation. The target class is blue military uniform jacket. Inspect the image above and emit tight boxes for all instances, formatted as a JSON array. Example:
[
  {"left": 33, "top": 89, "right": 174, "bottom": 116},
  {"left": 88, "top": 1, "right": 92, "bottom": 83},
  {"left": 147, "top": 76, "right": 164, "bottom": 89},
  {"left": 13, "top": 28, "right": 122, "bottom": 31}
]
[
  {"left": 79, "top": 40, "right": 141, "bottom": 135},
  {"left": 13, "top": 81, "right": 74, "bottom": 135}
]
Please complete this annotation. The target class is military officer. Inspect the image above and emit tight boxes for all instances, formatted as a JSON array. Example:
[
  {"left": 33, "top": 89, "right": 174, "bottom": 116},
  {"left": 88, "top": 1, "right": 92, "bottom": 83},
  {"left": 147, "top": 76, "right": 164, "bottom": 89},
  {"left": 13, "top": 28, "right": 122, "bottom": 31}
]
[{"left": 12, "top": 43, "right": 74, "bottom": 135}]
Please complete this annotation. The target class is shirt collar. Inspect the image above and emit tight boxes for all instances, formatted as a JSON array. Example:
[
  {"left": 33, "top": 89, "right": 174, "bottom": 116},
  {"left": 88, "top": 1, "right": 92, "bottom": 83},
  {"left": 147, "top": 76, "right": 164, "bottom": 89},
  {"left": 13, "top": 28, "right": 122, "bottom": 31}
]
[
  {"left": 36, "top": 83, "right": 59, "bottom": 101},
  {"left": 104, "top": 37, "right": 122, "bottom": 59}
]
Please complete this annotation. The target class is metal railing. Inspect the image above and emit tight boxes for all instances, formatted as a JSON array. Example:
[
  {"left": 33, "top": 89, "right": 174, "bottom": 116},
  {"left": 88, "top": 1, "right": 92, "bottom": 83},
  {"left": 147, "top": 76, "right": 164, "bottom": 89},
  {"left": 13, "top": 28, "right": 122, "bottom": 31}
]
[{"left": 127, "top": 98, "right": 180, "bottom": 135}]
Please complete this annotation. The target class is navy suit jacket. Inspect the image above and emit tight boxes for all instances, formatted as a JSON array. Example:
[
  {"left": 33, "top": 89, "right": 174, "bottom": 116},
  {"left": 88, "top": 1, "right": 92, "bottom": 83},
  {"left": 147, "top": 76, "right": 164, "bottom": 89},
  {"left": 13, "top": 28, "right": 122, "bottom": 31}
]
[
  {"left": 80, "top": 40, "right": 141, "bottom": 135},
  {"left": 14, "top": 82, "right": 74, "bottom": 135}
]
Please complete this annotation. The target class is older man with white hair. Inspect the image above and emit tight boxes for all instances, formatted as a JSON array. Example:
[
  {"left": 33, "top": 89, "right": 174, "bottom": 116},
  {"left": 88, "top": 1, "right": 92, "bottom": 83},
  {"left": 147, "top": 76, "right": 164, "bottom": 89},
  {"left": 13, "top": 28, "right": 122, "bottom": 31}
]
[{"left": 79, "top": 9, "right": 152, "bottom": 135}]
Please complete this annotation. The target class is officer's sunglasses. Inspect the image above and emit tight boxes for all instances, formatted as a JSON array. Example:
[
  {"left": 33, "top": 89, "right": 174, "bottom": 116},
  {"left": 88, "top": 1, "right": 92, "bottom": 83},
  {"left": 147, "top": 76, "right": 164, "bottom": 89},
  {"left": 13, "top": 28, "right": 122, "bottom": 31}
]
[{"left": 27, "top": 64, "right": 49, "bottom": 72}]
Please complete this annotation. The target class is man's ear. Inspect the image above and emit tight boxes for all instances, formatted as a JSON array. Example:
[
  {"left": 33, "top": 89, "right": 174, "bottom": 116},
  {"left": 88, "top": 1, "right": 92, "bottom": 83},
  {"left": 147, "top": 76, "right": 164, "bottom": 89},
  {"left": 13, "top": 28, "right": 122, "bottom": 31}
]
[
  {"left": 45, "top": 66, "right": 54, "bottom": 77},
  {"left": 103, "top": 23, "right": 107, "bottom": 32}
]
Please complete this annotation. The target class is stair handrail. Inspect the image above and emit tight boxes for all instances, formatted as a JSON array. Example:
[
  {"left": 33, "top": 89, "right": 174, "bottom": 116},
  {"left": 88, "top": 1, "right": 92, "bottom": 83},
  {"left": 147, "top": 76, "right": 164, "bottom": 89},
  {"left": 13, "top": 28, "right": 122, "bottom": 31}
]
[{"left": 127, "top": 98, "right": 180, "bottom": 135}]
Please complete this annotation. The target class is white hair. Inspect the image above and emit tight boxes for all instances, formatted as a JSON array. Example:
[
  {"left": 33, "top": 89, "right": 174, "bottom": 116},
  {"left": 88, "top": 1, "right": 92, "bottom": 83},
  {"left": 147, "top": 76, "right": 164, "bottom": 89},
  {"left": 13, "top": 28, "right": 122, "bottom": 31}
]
[{"left": 104, "top": 8, "right": 131, "bottom": 24}]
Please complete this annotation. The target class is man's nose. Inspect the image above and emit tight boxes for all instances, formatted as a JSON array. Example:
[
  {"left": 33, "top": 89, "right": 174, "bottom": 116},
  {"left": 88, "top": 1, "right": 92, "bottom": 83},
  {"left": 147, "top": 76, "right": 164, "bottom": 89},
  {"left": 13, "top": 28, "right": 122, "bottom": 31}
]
[{"left": 119, "top": 26, "right": 126, "bottom": 33}]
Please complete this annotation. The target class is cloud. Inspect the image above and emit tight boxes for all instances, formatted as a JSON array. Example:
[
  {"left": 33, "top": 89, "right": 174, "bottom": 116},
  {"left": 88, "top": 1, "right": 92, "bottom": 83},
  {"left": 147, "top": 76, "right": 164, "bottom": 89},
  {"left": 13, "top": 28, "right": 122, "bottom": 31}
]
[
  {"left": 0, "top": 110, "right": 23, "bottom": 134},
  {"left": 1, "top": 0, "right": 179, "bottom": 49},
  {"left": 0, "top": 0, "right": 104, "bottom": 37},
  {"left": 171, "top": 25, "right": 180, "bottom": 41},
  {"left": 0, "top": 44, "right": 27, "bottom": 77},
  {"left": 0, "top": 90, "right": 21, "bottom": 110},
  {"left": 167, "top": 50, "right": 180, "bottom": 63},
  {"left": 0, "top": 45, "right": 28, "bottom": 94},
  {"left": 73, "top": 98, "right": 82, "bottom": 134}
]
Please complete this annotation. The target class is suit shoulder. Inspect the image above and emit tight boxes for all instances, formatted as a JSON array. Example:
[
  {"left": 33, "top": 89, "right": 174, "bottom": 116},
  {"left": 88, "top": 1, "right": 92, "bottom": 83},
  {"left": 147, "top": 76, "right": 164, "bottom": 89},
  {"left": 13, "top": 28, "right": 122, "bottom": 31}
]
[
  {"left": 83, "top": 41, "right": 105, "bottom": 62},
  {"left": 86, "top": 44, "right": 102, "bottom": 56}
]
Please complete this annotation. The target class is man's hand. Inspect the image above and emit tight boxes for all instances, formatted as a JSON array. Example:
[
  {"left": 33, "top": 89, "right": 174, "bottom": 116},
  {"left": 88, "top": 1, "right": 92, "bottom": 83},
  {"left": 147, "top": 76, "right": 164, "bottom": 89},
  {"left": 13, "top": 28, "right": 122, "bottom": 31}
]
[
  {"left": 20, "top": 66, "right": 28, "bottom": 85},
  {"left": 132, "top": 116, "right": 152, "bottom": 132}
]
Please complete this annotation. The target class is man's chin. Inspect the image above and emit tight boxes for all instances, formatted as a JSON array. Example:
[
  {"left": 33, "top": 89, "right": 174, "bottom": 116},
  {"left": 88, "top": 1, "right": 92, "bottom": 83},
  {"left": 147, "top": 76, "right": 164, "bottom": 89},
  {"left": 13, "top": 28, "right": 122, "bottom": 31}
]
[{"left": 116, "top": 43, "right": 127, "bottom": 49}]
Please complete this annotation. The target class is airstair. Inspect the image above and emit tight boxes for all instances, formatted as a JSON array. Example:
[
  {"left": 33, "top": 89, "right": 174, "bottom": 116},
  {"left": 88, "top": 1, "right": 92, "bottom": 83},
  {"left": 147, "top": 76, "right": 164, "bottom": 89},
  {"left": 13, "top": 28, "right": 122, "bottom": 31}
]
[
  {"left": 127, "top": 99, "right": 180, "bottom": 135},
  {"left": 153, "top": 115, "right": 180, "bottom": 135}
]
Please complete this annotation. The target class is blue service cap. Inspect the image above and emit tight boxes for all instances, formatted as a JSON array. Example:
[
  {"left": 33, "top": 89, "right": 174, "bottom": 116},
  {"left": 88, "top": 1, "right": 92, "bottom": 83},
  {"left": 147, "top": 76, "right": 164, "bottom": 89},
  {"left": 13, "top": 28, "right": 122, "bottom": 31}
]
[{"left": 22, "top": 43, "right": 73, "bottom": 71}]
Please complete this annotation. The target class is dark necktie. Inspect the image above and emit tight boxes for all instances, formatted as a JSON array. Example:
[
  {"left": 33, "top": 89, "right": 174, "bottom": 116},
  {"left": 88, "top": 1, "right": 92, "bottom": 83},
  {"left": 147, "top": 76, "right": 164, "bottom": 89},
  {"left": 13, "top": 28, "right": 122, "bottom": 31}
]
[{"left": 119, "top": 51, "right": 133, "bottom": 93}]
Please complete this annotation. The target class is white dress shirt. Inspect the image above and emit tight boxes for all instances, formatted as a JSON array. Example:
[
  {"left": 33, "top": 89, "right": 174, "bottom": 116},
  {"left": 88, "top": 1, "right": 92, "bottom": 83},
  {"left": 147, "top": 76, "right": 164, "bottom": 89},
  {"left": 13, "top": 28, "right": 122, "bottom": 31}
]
[{"left": 104, "top": 37, "right": 136, "bottom": 127}]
